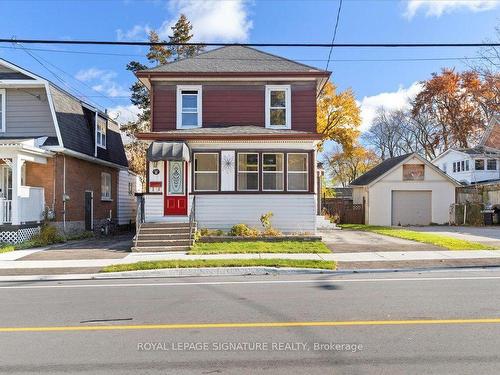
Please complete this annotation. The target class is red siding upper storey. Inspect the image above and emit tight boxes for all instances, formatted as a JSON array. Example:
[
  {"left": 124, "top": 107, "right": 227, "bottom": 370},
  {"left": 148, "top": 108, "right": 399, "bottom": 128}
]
[{"left": 152, "top": 81, "right": 317, "bottom": 133}]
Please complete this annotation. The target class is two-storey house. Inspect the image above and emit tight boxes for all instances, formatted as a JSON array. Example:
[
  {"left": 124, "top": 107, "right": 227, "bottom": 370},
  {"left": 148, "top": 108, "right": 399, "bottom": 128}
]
[
  {"left": 135, "top": 46, "right": 329, "bottom": 240},
  {"left": 432, "top": 116, "right": 500, "bottom": 185},
  {"left": 0, "top": 59, "right": 137, "bottom": 243}
]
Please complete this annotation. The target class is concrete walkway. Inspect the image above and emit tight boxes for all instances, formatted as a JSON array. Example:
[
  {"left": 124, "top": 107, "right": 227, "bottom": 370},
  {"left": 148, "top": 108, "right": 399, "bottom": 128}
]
[{"left": 1, "top": 249, "right": 500, "bottom": 269}]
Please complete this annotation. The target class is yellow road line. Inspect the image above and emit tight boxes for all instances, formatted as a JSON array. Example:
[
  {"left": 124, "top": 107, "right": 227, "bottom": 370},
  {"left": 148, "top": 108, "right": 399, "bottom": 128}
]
[{"left": 2, "top": 318, "right": 500, "bottom": 332}]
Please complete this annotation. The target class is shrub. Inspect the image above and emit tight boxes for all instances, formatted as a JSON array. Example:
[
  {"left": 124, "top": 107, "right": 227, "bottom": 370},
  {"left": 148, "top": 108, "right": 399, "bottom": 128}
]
[
  {"left": 229, "top": 224, "right": 260, "bottom": 237},
  {"left": 262, "top": 227, "right": 282, "bottom": 237},
  {"left": 198, "top": 228, "right": 226, "bottom": 237},
  {"left": 30, "top": 224, "right": 64, "bottom": 246},
  {"left": 260, "top": 212, "right": 282, "bottom": 236}
]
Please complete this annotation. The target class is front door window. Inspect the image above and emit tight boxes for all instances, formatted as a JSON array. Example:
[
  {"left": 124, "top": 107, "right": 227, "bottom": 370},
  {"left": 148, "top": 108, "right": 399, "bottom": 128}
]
[{"left": 168, "top": 161, "right": 184, "bottom": 195}]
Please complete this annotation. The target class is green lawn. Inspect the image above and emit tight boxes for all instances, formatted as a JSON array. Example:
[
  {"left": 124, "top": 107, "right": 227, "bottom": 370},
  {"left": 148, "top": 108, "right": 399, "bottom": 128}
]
[
  {"left": 189, "top": 241, "right": 330, "bottom": 254},
  {"left": 102, "top": 259, "right": 336, "bottom": 273},
  {"left": 341, "top": 224, "right": 494, "bottom": 250}
]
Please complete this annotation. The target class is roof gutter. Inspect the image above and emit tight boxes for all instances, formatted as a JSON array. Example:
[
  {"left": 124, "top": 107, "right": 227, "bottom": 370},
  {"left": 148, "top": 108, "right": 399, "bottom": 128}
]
[{"left": 45, "top": 146, "right": 128, "bottom": 170}]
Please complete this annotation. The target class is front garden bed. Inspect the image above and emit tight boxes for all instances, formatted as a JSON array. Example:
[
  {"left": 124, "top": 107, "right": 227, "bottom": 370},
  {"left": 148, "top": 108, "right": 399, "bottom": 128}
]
[{"left": 199, "top": 235, "right": 322, "bottom": 243}]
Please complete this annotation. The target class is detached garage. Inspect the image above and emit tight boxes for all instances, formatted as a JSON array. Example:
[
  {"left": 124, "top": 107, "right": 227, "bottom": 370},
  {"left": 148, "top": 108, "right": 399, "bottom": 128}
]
[{"left": 350, "top": 153, "right": 459, "bottom": 226}]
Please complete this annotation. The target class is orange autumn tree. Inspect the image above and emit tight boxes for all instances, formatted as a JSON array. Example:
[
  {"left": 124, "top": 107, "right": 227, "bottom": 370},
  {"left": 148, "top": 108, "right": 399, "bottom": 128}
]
[
  {"left": 412, "top": 68, "right": 499, "bottom": 149},
  {"left": 326, "top": 145, "right": 380, "bottom": 187},
  {"left": 317, "top": 81, "right": 361, "bottom": 152}
]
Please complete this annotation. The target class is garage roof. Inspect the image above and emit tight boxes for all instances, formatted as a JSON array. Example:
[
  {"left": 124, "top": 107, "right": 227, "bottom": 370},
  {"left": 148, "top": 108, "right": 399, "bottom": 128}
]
[{"left": 350, "top": 153, "right": 412, "bottom": 186}]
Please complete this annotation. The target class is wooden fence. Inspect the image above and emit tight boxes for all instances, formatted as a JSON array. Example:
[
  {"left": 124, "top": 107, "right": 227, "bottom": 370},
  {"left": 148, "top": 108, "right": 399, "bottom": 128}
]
[{"left": 322, "top": 198, "right": 365, "bottom": 224}]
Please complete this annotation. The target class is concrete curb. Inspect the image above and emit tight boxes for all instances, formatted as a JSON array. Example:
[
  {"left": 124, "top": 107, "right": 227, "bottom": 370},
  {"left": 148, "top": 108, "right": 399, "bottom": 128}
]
[
  {"left": 0, "top": 267, "right": 337, "bottom": 282},
  {"left": 1, "top": 265, "right": 500, "bottom": 282}
]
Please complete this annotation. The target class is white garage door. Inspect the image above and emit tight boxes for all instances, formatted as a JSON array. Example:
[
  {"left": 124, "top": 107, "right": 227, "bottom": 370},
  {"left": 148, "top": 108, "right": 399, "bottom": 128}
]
[{"left": 391, "top": 191, "right": 432, "bottom": 226}]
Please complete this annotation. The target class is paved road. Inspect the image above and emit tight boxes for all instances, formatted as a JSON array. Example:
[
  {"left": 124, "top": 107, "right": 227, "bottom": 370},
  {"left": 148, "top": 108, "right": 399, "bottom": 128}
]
[{"left": 1, "top": 269, "right": 500, "bottom": 374}]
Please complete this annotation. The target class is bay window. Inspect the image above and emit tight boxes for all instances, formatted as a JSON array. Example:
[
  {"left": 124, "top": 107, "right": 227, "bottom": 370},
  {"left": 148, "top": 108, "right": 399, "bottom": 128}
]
[
  {"left": 265, "top": 85, "right": 291, "bottom": 129},
  {"left": 177, "top": 85, "right": 202, "bottom": 128},
  {"left": 238, "top": 153, "right": 259, "bottom": 191},
  {"left": 287, "top": 153, "right": 308, "bottom": 191},
  {"left": 262, "top": 153, "right": 284, "bottom": 191},
  {"left": 194, "top": 153, "right": 219, "bottom": 191}
]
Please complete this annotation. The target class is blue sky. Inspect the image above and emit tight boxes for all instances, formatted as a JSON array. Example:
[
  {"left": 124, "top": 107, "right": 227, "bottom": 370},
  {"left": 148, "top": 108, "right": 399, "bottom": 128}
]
[{"left": 0, "top": 0, "right": 498, "bottom": 129}]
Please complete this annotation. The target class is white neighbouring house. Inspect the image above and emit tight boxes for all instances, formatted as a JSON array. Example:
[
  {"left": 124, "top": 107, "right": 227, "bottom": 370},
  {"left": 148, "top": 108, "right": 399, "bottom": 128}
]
[
  {"left": 350, "top": 153, "right": 460, "bottom": 226},
  {"left": 432, "top": 116, "right": 500, "bottom": 185}
]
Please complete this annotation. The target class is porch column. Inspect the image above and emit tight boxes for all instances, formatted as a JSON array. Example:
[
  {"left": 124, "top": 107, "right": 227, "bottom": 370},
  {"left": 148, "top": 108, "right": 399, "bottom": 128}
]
[{"left": 10, "top": 155, "right": 23, "bottom": 225}]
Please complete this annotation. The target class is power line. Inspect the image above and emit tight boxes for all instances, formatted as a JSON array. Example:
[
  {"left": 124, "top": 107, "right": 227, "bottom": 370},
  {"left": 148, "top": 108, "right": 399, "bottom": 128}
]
[
  {"left": 325, "top": 0, "right": 343, "bottom": 71},
  {"left": 1, "top": 38, "right": 499, "bottom": 48},
  {"left": 0, "top": 45, "right": 490, "bottom": 62}
]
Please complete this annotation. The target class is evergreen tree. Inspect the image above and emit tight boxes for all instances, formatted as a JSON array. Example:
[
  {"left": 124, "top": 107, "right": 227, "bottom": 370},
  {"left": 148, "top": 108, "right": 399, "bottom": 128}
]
[{"left": 122, "top": 14, "right": 204, "bottom": 182}]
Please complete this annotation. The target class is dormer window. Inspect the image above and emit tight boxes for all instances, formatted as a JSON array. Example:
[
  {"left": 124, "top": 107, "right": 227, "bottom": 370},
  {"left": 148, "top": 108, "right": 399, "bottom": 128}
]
[
  {"left": 265, "top": 85, "right": 291, "bottom": 129},
  {"left": 96, "top": 116, "right": 107, "bottom": 149},
  {"left": 177, "top": 85, "right": 202, "bottom": 129}
]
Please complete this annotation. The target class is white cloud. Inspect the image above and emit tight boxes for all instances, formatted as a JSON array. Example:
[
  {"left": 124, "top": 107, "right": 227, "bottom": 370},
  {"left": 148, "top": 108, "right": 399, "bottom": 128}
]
[
  {"left": 116, "top": 0, "right": 252, "bottom": 42},
  {"left": 404, "top": 0, "right": 499, "bottom": 19},
  {"left": 358, "top": 82, "right": 423, "bottom": 131},
  {"left": 75, "top": 68, "right": 130, "bottom": 98},
  {"left": 108, "top": 104, "right": 141, "bottom": 125}
]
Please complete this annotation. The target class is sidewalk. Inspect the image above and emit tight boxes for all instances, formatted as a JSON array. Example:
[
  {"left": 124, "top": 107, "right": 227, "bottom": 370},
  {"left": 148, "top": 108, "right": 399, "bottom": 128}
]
[{"left": 1, "top": 248, "right": 500, "bottom": 269}]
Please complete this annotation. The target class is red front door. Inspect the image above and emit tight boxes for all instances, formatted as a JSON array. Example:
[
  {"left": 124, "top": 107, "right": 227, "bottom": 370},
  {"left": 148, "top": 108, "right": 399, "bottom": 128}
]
[{"left": 164, "top": 160, "right": 188, "bottom": 215}]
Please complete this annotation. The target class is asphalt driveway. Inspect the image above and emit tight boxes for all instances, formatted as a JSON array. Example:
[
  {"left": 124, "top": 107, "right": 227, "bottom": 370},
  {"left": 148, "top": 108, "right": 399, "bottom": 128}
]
[
  {"left": 320, "top": 229, "right": 443, "bottom": 253},
  {"left": 18, "top": 234, "right": 133, "bottom": 261}
]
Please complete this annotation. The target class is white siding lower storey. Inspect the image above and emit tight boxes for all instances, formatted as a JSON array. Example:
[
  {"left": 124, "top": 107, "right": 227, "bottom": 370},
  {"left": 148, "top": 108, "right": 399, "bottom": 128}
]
[{"left": 195, "top": 194, "right": 316, "bottom": 233}]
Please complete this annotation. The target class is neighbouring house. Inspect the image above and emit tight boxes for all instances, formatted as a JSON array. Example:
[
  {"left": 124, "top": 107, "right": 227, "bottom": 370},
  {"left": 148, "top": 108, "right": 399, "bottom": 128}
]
[
  {"left": 350, "top": 153, "right": 460, "bottom": 226},
  {"left": 432, "top": 116, "right": 500, "bottom": 185},
  {"left": 0, "top": 58, "right": 134, "bottom": 243},
  {"left": 134, "top": 46, "right": 329, "bottom": 246}
]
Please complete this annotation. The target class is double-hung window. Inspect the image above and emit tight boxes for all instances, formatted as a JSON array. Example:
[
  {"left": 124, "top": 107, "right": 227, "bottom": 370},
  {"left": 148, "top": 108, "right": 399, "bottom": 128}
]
[
  {"left": 101, "top": 172, "right": 112, "bottom": 201},
  {"left": 287, "top": 153, "right": 308, "bottom": 191},
  {"left": 194, "top": 153, "right": 219, "bottom": 191},
  {"left": 237, "top": 153, "right": 259, "bottom": 191},
  {"left": 0, "top": 89, "right": 5, "bottom": 132},
  {"left": 177, "top": 85, "right": 202, "bottom": 128},
  {"left": 487, "top": 159, "right": 497, "bottom": 171},
  {"left": 262, "top": 153, "right": 284, "bottom": 191},
  {"left": 475, "top": 159, "right": 485, "bottom": 170},
  {"left": 265, "top": 85, "right": 291, "bottom": 129},
  {"left": 96, "top": 117, "right": 106, "bottom": 149}
]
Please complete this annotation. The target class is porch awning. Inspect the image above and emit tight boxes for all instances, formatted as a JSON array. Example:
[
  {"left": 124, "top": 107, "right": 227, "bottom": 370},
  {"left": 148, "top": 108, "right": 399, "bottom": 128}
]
[{"left": 147, "top": 142, "right": 190, "bottom": 162}]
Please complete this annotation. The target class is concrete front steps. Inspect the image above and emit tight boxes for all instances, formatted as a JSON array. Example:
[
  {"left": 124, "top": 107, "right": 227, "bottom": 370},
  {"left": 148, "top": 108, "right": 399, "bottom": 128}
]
[{"left": 132, "top": 222, "right": 196, "bottom": 252}]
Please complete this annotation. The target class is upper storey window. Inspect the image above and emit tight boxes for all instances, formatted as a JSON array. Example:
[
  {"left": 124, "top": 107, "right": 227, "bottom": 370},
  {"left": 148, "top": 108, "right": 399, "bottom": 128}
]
[
  {"left": 96, "top": 117, "right": 107, "bottom": 149},
  {"left": 265, "top": 85, "right": 291, "bottom": 129},
  {"left": 177, "top": 85, "right": 202, "bottom": 129}
]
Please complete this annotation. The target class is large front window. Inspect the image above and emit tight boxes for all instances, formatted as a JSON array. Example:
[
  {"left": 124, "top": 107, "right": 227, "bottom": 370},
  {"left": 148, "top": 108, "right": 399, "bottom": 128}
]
[
  {"left": 238, "top": 153, "right": 259, "bottom": 191},
  {"left": 265, "top": 85, "right": 291, "bottom": 129},
  {"left": 177, "top": 85, "right": 202, "bottom": 128},
  {"left": 287, "top": 153, "right": 308, "bottom": 191},
  {"left": 0, "top": 89, "right": 5, "bottom": 132},
  {"left": 194, "top": 153, "right": 219, "bottom": 191},
  {"left": 262, "top": 153, "right": 284, "bottom": 191}
]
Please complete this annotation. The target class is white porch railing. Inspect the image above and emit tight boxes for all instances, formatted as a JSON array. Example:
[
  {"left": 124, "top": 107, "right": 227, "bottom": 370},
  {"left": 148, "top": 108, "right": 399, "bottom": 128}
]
[
  {"left": 19, "top": 186, "right": 45, "bottom": 223},
  {"left": 0, "top": 199, "right": 12, "bottom": 224}
]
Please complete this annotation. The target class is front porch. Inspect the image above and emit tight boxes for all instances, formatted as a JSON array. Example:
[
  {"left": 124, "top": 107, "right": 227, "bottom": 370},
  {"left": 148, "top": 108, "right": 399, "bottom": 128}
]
[{"left": 0, "top": 139, "right": 52, "bottom": 241}]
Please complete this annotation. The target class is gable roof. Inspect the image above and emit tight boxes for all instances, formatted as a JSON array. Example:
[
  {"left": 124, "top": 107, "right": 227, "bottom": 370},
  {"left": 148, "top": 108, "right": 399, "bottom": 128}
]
[
  {"left": 479, "top": 115, "right": 500, "bottom": 149},
  {"left": 139, "top": 46, "right": 327, "bottom": 74},
  {"left": 0, "top": 58, "right": 128, "bottom": 168},
  {"left": 351, "top": 152, "right": 460, "bottom": 187},
  {"left": 350, "top": 153, "right": 412, "bottom": 186}
]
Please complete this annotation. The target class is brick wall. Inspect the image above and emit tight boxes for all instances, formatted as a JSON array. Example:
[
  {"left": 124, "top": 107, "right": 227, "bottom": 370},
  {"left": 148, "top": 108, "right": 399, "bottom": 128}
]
[{"left": 25, "top": 154, "right": 118, "bottom": 223}]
